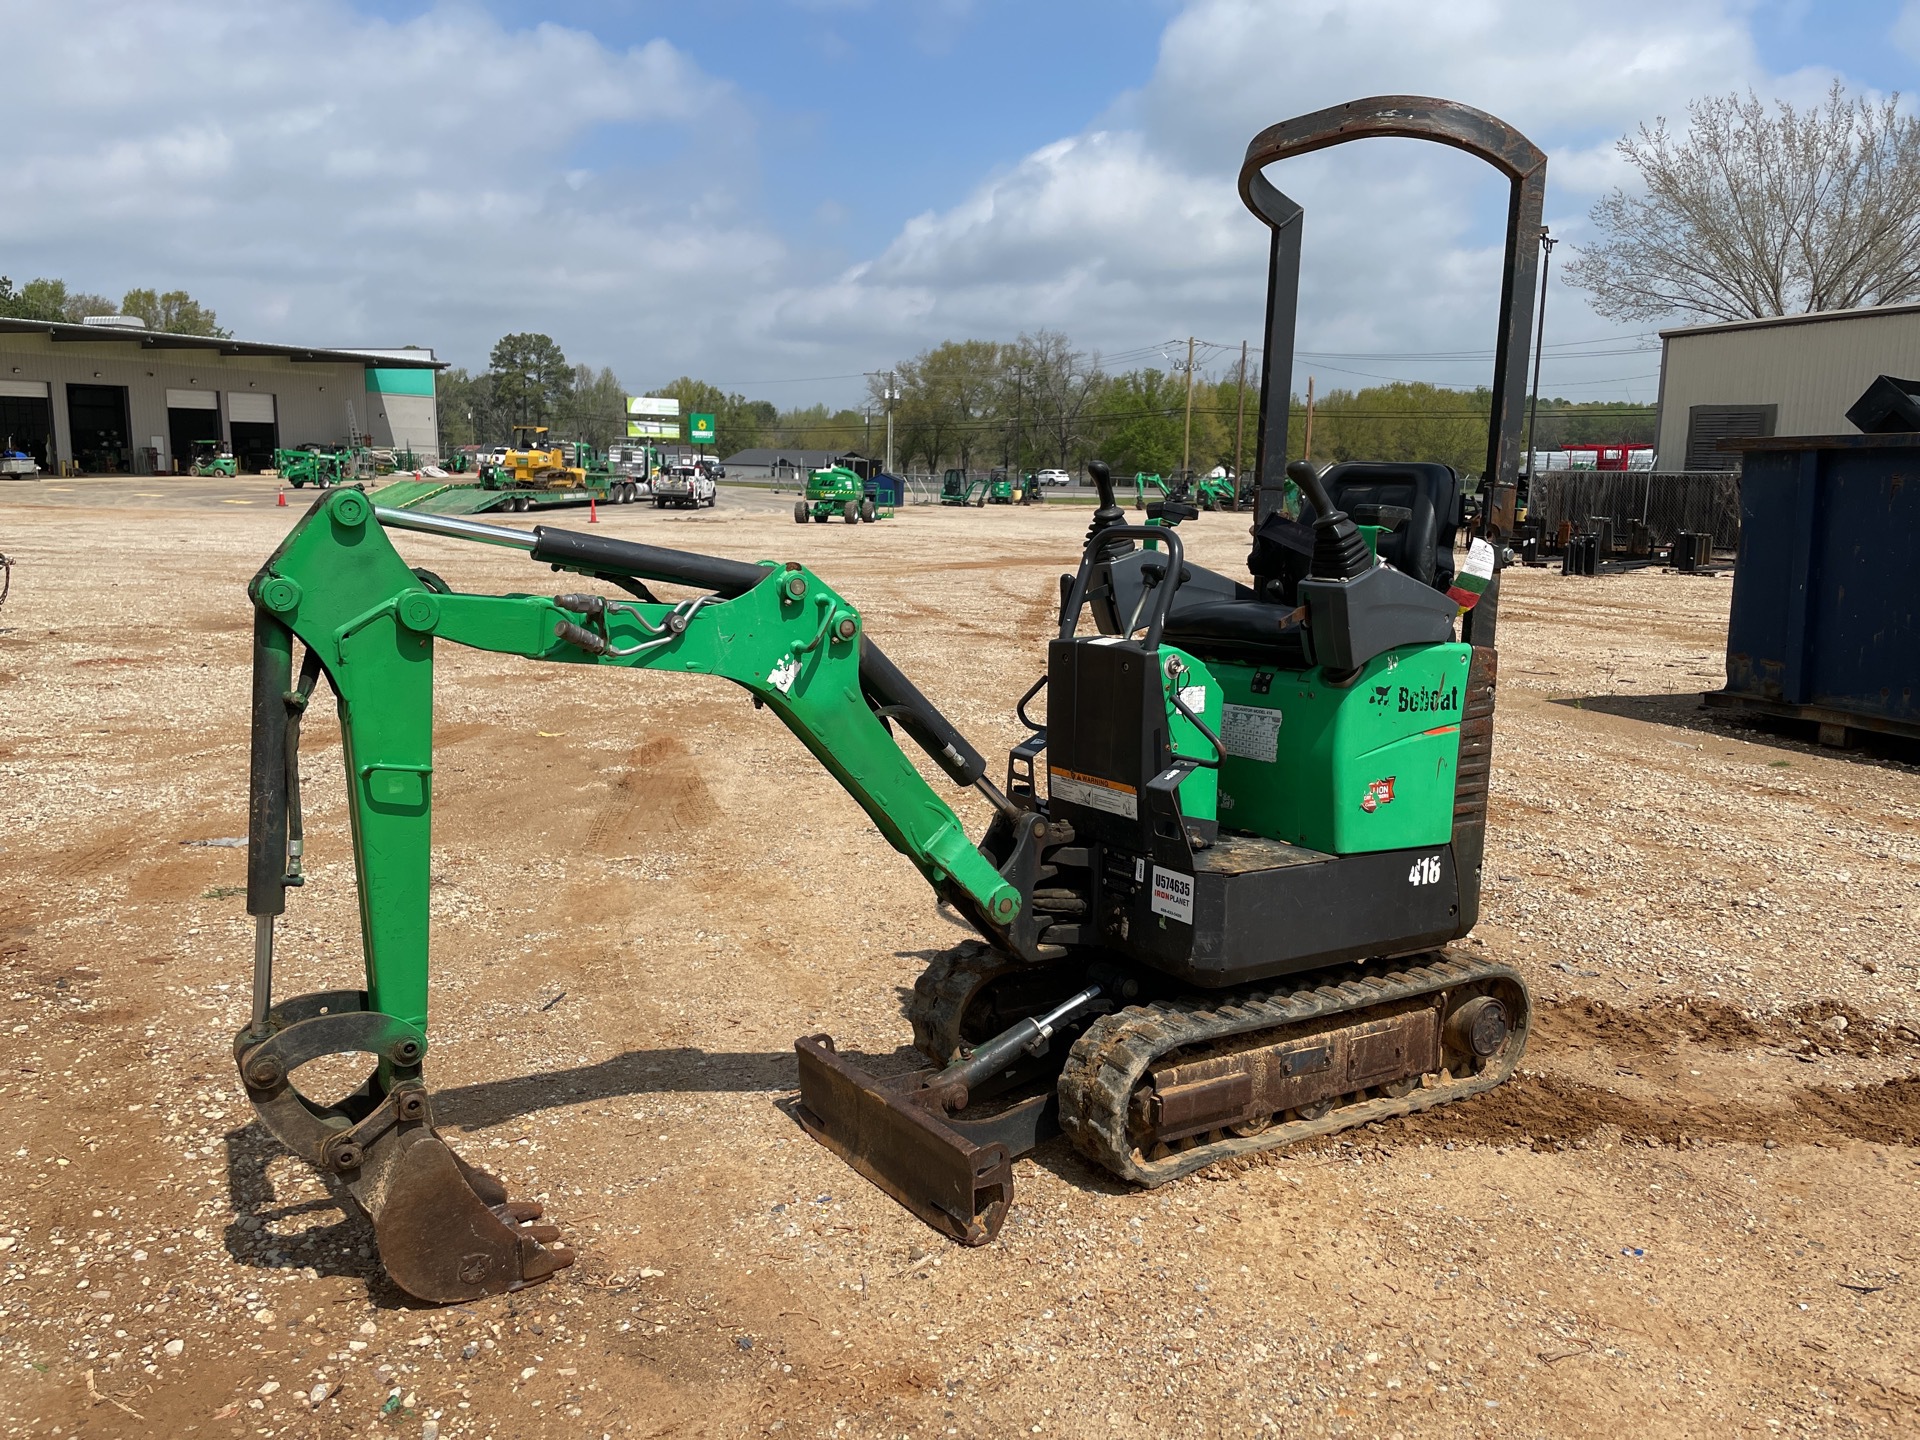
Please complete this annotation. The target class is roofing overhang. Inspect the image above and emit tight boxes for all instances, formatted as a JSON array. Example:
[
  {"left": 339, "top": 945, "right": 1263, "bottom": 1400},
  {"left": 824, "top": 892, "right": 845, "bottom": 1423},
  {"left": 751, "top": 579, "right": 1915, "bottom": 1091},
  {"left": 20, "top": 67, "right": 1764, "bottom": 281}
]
[{"left": 0, "top": 317, "right": 442, "bottom": 368}]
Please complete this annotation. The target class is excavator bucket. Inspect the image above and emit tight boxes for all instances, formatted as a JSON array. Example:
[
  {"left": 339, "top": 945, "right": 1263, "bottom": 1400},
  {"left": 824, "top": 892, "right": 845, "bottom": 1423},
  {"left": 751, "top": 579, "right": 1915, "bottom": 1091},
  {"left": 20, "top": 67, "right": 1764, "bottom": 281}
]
[
  {"left": 233, "top": 996, "right": 573, "bottom": 1303},
  {"left": 348, "top": 1124, "right": 573, "bottom": 1303}
]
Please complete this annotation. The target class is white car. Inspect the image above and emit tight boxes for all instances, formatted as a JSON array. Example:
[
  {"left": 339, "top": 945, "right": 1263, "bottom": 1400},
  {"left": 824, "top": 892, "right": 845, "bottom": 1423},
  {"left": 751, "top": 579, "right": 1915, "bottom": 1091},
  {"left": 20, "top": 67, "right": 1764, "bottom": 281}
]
[{"left": 1036, "top": 469, "right": 1073, "bottom": 487}]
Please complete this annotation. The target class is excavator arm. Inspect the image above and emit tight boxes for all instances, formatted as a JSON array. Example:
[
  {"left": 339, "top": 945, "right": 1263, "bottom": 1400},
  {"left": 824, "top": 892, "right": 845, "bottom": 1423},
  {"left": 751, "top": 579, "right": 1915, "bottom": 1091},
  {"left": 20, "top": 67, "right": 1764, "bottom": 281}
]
[{"left": 235, "top": 489, "right": 1036, "bottom": 1301}]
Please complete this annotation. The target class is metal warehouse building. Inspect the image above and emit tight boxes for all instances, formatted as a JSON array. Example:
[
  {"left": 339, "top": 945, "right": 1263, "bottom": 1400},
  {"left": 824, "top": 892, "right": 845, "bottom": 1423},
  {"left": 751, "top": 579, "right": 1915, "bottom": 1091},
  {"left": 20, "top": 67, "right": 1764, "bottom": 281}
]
[
  {"left": 0, "top": 317, "right": 441, "bottom": 475},
  {"left": 1654, "top": 302, "right": 1920, "bottom": 470}
]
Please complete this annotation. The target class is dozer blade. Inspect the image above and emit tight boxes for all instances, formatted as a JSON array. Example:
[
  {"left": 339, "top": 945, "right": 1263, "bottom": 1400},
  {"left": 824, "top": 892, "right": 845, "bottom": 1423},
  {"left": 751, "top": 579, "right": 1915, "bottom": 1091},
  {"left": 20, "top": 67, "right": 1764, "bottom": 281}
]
[
  {"left": 347, "top": 1121, "right": 575, "bottom": 1303},
  {"left": 794, "top": 1034, "right": 1012, "bottom": 1246}
]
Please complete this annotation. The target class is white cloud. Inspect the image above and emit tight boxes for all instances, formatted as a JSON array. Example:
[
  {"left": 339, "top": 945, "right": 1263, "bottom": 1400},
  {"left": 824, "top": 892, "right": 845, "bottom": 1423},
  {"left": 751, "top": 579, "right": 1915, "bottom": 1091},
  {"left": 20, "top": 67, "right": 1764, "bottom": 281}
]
[
  {"left": 1893, "top": 0, "right": 1920, "bottom": 61},
  {"left": 0, "top": 0, "right": 1884, "bottom": 404},
  {"left": 0, "top": 0, "right": 775, "bottom": 376},
  {"left": 799, "top": 0, "right": 1816, "bottom": 398}
]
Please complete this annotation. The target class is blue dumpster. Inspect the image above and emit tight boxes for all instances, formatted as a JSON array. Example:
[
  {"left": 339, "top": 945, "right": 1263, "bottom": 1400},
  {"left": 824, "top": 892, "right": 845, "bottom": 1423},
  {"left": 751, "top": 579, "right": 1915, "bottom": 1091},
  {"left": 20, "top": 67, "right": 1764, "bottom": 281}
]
[
  {"left": 1705, "top": 433, "right": 1920, "bottom": 744},
  {"left": 868, "top": 473, "right": 905, "bottom": 508}
]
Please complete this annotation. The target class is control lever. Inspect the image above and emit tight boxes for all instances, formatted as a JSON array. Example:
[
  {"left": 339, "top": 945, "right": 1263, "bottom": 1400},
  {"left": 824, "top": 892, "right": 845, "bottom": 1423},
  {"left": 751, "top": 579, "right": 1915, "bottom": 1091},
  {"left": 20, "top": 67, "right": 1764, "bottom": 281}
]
[
  {"left": 1287, "top": 460, "right": 1371, "bottom": 581},
  {"left": 1085, "top": 460, "right": 1127, "bottom": 545}
]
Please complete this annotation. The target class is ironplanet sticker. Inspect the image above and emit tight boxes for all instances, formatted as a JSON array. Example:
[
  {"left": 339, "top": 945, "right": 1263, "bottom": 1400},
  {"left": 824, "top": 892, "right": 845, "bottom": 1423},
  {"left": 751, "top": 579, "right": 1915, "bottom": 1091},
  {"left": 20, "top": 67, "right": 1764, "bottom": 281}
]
[
  {"left": 1050, "top": 766, "right": 1138, "bottom": 819},
  {"left": 1151, "top": 865, "right": 1194, "bottom": 924}
]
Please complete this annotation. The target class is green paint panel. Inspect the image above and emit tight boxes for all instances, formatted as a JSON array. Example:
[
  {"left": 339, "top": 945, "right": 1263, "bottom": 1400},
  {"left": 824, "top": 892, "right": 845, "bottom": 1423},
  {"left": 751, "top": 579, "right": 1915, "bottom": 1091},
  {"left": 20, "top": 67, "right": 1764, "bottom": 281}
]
[
  {"left": 365, "top": 367, "right": 437, "bottom": 397},
  {"left": 1212, "top": 643, "right": 1470, "bottom": 855}
]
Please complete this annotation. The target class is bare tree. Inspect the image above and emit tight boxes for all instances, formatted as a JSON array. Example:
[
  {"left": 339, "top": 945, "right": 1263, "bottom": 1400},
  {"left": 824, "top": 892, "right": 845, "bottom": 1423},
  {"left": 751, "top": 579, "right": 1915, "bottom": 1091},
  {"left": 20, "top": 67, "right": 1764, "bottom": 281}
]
[
  {"left": 1008, "top": 330, "right": 1102, "bottom": 470},
  {"left": 1566, "top": 81, "right": 1920, "bottom": 322}
]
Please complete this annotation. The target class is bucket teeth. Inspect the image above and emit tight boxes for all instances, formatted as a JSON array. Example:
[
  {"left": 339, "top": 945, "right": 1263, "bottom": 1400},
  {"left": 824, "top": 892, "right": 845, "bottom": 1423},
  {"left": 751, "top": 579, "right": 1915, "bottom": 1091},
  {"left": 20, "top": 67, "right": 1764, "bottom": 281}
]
[{"left": 350, "top": 1123, "right": 574, "bottom": 1303}]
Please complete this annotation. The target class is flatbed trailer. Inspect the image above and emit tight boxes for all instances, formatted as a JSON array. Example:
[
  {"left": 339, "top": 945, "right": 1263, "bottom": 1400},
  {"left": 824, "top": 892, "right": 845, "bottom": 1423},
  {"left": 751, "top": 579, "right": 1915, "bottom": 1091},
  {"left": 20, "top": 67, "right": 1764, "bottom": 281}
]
[{"left": 369, "top": 474, "right": 641, "bottom": 516}]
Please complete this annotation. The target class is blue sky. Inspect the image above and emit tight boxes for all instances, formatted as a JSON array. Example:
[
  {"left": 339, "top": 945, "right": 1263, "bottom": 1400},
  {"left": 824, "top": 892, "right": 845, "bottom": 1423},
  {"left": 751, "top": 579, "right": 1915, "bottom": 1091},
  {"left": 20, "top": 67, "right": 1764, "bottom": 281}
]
[{"left": 6, "top": 0, "right": 1918, "bottom": 409}]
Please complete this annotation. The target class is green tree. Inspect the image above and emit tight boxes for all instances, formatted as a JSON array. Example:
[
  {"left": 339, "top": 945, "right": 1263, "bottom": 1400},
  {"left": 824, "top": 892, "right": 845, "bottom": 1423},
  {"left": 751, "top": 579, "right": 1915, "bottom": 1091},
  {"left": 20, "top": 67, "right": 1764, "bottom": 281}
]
[
  {"left": 649, "top": 377, "right": 780, "bottom": 453},
  {"left": 1531, "top": 398, "right": 1656, "bottom": 449},
  {"left": 1094, "top": 369, "right": 1186, "bottom": 476},
  {"left": 0, "top": 277, "right": 65, "bottom": 321},
  {"left": 120, "top": 287, "right": 229, "bottom": 336},
  {"left": 875, "top": 340, "right": 1006, "bottom": 471},
  {"left": 487, "top": 333, "right": 572, "bottom": 430},
  {"left": 0, "top": 277, "right": 77, "bottom": 321},
  {"left": 557, "top": 363, "right": 628, "bottom": 450},
  {"left": 435, "top": 367, "right": 488, "bottom": 448},
  {"left": 1304, "top": 383, "right": 1491, "bottom": 474}
]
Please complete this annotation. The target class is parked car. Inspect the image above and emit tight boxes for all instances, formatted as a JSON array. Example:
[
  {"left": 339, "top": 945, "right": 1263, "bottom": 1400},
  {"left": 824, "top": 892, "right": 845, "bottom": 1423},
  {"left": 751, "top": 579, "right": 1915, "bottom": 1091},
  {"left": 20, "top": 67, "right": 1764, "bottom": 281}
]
[{"left": 1036, "top": 469, "right": 1073, "bottom": 487}]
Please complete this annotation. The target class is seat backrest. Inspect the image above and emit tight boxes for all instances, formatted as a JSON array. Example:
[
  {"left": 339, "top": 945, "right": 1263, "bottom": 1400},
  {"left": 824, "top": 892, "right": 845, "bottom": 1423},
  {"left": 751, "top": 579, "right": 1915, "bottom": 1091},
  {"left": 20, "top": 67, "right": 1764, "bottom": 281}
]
[{"left": 1304, "top": 462, "right": 1462, "bottom": 591}]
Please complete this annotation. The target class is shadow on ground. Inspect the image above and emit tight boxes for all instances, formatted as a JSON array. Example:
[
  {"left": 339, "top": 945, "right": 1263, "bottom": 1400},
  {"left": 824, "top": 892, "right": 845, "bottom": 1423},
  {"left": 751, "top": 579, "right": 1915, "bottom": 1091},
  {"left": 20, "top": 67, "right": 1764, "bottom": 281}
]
[{"left": 1552, "top": 691, "right": 1920, "bottom": 769}]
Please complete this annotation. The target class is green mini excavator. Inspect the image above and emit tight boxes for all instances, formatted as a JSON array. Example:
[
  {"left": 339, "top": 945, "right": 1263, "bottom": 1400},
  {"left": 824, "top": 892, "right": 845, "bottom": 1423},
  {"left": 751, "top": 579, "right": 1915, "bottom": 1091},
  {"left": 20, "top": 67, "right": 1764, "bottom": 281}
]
[{"left": 233, "top": 96, "right": 1547, "bottom": 1302}]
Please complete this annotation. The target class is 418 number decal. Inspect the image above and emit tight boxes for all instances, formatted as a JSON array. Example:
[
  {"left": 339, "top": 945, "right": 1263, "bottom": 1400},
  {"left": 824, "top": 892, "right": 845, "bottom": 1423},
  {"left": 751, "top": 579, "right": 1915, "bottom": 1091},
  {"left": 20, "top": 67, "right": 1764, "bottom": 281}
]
[{"left": 1407, "top": 854, "right": 1443, "bottom": 886}]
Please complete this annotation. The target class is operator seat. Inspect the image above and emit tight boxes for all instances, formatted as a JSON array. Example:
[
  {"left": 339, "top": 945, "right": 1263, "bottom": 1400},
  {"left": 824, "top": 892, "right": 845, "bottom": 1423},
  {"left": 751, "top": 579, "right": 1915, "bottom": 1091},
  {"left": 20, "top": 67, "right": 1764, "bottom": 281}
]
[
  {"left": 1154, "top": 460, "right": 1464, "bottom": 665},
  {"left": 1303, "top": 462, "right": 1463, "bottom": 592}
]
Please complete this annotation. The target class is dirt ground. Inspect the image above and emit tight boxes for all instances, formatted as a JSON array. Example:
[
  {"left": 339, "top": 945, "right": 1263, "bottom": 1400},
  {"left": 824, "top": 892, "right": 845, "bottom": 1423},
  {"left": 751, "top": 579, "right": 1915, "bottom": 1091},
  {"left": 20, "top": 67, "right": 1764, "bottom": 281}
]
[{"left": 1, "top": 479, "right": 1916, "bottom": 1439}]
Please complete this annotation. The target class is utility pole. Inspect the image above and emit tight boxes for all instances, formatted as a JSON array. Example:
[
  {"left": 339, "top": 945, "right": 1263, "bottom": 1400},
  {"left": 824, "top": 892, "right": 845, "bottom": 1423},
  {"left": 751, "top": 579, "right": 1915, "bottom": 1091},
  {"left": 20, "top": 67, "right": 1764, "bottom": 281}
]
[
  {"left": 1303, "top": 376, "right": 1316, "bottom": 461},
  {"left": 884, "top": 370, "right": 897, "bottom": 474},
  {"left": 1523, "top": 227, "right": 1556, "bottom": 491},
  {"left": 1180, "top": 336, "right": 1197, "bottom": 477},
  {"left": 1231, "top": 340, "right": 1248, "bottom": 508}
]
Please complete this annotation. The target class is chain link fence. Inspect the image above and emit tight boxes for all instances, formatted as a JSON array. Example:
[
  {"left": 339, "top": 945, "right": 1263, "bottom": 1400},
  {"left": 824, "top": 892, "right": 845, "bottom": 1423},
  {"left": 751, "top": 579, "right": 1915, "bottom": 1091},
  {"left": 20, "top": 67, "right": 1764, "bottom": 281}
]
[{"left": 1529, "top": 470, "right": 1741, "bottom": 554}]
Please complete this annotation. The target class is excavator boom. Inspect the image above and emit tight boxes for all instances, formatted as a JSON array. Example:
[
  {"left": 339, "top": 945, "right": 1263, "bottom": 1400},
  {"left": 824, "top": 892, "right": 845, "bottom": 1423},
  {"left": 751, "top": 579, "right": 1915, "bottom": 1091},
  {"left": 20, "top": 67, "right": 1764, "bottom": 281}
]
[{"left": 237, "top": 491, "right": 1032, "bottom": 1299}]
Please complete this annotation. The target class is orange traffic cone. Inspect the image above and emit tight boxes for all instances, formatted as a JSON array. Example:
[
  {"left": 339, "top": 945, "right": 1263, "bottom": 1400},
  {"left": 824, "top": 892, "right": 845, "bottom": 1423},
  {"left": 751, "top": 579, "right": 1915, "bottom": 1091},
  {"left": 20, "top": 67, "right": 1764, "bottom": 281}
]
[
  {"left": 589, "top": 496, "right": 598, "bottom": 524},
  {"left": 277, "top": 486, "right": 286, "bottom": 507}
]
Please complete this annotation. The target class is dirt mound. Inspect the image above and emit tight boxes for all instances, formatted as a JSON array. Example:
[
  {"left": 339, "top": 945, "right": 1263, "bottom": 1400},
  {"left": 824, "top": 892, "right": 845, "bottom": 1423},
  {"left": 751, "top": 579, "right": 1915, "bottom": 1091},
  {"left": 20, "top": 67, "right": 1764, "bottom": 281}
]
[
  {"left": 1535, "top": 993, "right": 1918, "bottom": 1060},
  {"left": 1390, "top": 1070, "right": 1920, "bottom": 1151}
]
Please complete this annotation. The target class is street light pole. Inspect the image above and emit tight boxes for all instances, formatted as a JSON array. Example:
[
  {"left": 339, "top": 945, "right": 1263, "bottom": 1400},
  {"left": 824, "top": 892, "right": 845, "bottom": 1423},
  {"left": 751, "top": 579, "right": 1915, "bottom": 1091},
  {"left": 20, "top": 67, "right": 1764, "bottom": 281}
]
[
  {"left": 885, "top": 370, "right": 897, "bottom": 474},
  {"left": 1231, "top": 340, "right": 1248, "bottom": 506},
  {"left": 1523, "top": 227, "right": 1556, "bottom": 494}
]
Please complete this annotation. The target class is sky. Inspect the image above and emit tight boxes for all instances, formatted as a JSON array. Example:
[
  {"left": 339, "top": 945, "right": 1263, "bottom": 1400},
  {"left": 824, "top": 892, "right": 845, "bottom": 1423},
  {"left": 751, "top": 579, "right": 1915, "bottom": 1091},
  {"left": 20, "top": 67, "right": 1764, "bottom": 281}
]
[{"left": 4, "top": 0, "right": 1918, "bottom": 411}]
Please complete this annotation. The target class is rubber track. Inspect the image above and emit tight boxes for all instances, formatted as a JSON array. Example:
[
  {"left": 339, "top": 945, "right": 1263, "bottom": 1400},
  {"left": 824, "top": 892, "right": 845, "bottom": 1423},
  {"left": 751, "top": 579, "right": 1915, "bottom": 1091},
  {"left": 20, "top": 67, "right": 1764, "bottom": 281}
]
[
  {"left": 906, "top": 943, "right": 1020, "bottom": 1064},
  {"left": 1056, "top": 952, "right": 1530, "bottom": 1187}
]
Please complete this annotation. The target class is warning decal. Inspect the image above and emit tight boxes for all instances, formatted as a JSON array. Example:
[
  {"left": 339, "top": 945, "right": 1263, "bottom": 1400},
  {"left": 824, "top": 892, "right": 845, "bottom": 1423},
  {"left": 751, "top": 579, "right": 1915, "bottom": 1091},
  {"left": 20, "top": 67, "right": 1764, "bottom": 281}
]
[
  {"left": 1150, "top": 865, "right": 1194, "bottom": 924},
  {"left": 1220, "top": 702, "right": 1283, "bottom": 762},
  {"left": 1050, "top": 766, "right": 1139, "bottom": 820}
]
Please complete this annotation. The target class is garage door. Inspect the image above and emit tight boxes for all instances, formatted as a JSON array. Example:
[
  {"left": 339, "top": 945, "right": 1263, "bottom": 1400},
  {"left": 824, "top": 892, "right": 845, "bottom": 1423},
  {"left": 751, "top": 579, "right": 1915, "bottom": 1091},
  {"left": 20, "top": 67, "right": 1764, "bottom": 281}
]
[
  {"left": 228, "top": 393, "right": 275, "bottom": 423},
  {"left": 68, "top": 383, "right": 131, "bottom": 473},
  {"left": 166, "top": 387, "right": 221, "bottom": 472},
  {"left": 0, "top": 379, "right": 53, "bottom": 470},
  {"left": 228, "top": 393, "right": 278, "bottom": 472}
]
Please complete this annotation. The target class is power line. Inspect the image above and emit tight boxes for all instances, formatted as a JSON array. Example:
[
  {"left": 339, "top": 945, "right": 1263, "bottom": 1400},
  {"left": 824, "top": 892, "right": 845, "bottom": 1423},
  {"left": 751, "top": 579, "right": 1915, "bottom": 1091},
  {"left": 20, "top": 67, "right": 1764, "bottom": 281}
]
[
  {"left": 704, "top": 370, "right": 874, "bottom": 387},
  {"left": 749, "top": 399, "right": 1654, "bottom": 441}
]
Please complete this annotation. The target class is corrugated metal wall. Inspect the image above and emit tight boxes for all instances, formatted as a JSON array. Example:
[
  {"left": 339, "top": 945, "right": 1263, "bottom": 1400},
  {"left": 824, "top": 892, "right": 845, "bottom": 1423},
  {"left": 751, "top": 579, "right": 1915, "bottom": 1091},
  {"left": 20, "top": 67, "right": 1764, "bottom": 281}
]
[
  {"left": 0, "top": 330, "right": 431, "bottom": 471},
  {"left": 1655, "top": 307, "right": 1920, "bottom": 466}
]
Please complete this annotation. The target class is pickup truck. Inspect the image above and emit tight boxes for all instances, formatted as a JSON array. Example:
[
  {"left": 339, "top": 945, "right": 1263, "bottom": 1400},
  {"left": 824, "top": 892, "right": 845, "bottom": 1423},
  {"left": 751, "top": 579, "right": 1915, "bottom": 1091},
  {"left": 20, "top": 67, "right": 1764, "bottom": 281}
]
[{"left": 652, "top": 464, "right": 717, "bottom": 509}]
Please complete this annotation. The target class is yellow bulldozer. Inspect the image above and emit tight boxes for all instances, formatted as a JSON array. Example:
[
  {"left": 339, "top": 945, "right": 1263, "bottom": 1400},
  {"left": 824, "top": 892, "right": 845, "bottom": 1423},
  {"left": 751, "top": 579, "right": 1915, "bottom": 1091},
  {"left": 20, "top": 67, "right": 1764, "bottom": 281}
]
[{"left": 493, "top": 425, "right": 588, "bottom": 490}]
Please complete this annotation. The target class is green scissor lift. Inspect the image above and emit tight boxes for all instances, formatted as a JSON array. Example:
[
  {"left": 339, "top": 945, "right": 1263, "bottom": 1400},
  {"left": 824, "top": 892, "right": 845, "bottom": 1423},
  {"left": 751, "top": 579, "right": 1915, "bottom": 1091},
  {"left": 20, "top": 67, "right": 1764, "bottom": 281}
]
[{"left": 795, "top": 464, "right": 890, "bottom": 524}]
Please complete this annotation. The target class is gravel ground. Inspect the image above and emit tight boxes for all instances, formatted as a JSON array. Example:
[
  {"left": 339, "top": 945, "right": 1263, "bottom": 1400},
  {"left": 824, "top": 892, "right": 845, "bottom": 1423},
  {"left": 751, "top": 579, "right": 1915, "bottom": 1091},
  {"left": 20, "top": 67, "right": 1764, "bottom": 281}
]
[{"left": 0, "top": 484, "right": 1916, "bottom": 1439}]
